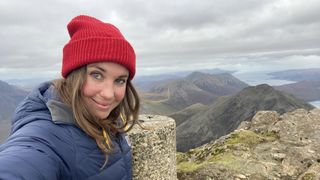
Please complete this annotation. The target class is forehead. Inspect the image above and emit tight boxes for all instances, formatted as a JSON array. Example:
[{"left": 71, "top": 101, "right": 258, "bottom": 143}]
[{"left": 87, "top": 62, "right": 129, "bottom": 75}]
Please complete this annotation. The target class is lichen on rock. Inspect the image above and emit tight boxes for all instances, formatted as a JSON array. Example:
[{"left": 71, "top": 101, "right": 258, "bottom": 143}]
[{"left": 128, "top": 114, "right": 177, "bottom": 180}]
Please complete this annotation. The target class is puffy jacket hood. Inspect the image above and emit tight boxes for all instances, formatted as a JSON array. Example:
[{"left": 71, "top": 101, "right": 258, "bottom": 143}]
[{"left": 11, "top": 82, "right": 74, "bottom": 133}]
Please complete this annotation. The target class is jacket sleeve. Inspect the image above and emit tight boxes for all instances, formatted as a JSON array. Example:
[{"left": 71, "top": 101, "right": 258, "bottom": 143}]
[{"left": 0, "top": 121, "right": 74, "bottom": 180}]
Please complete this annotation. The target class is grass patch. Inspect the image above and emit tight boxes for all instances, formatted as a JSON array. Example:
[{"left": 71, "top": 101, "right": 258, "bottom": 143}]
[
  {"left": 208, "top": 152, "right": 254, "bottom": 173},
  {"left": 225, "top": 130, "right": 263, "bottom": 146},
  {"left": 177, "top": 161, "right": 206, "bottom": 173},
  {"left": 176, "top": 152, "right": 188, "bottom": 163},
  {"left": 225, "top": 130, "right": 279, "bottom": 147},
  {"left": 176, "top": 130, "right": 280, "bottom": 174},
  {"left": 261, "top": 131, "right": 279, "bottom": 141},
  {"left": 209, "top": 152, "right": 238, "bottom": 165}
]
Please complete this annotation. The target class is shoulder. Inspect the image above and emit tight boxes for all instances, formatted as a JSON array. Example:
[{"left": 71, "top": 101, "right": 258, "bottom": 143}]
[
  {"left": 3, "top": 120, "right": 77, "bottom": 161},
  {"left": 3, "top": 119, "right": 80, "bottom": 164},
  {"left": 10, "top": 118, "right": 73, "bottom": 141},
  {"left": 0, "top": 120, "right": 78, "bottom": 179}
]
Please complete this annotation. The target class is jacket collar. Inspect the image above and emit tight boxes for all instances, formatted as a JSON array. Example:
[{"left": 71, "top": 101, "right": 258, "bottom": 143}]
[
  {"left": 42, "top": 82, "right": 77, "bottom": 125},
  {"left": 46, "top": 99, "right": 77, "bottom": 125}
]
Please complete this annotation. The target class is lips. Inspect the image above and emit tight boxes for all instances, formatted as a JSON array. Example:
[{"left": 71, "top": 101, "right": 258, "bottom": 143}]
[{"left": 92, "top": 98, "right": 112, "bottom": 110}]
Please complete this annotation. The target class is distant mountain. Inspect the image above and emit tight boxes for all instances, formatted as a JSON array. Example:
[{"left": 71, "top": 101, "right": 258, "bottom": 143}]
[
  {"left": 0, "top": 80, "right": 29, "bottom": 143},
  {"left": 139, "top": 99, "right": 179, "bottom": 115},
  {"left": 145, "top": 72, "right": 248, "bottom": 111},
  {"left": 185, "top": 72, "right": 248, "bottom": 96},
  {"left": 134, "top": 68, "right": 235, "bottom": 92},
  {"left": 268, "top": 68, "right": 320, "bottom": 81},
  {"left": 274, "top": 80, "right": 320, "bottom": 101},
  {"left": 168, "top": 103, "right": 208, "bottom": 126},
  {"left": 176, "top": 84, "right": 314, "bottom": 152},
  {"left": 0, "top": 119, "right": 11, "bottom": 143},
  {"left": 133, "top": 75, "right": 181, "bottom": 93},
  {"left": 0, "top": 80, "right": 29, "bottom": 121}
]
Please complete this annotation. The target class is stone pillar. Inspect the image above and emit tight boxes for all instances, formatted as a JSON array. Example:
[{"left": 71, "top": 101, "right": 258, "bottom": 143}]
[{"left": 128, "top": 115, "right": 177, "bottom": 180}]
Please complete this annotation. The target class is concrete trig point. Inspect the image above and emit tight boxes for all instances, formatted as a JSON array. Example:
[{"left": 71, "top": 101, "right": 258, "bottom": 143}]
[{"left": 128, "top": 115, "right": 177, "bottom": 180}]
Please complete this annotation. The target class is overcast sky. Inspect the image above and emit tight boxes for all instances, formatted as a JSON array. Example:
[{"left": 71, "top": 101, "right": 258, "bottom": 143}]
[{"left": 0, "top": 0, "right": 320, "bottom": 81}]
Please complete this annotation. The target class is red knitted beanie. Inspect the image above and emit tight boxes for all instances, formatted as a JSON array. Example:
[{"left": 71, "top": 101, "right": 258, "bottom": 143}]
[{"left": 62, "top": 15, "right": 136, "bottom": 80}]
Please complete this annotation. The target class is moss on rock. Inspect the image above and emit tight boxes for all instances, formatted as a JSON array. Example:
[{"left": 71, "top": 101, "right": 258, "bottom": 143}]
[
  {"left": 177, "top": 161, "right": 207, "bottom": 173},
  {"left": 225, "top": 130, "right": 279, "bottom": 147},
  {"left": 301, "top": 172, "right": 316, "bottom": 180}
]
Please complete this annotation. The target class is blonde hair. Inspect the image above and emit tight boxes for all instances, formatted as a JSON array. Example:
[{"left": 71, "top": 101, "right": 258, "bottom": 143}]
[{"left": 53, "top": 66, "right": 140, "bottom": 168}]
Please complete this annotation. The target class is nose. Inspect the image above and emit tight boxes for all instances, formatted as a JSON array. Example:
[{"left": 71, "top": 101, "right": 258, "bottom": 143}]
[{"left": 99, "top": 84, "right": 115, "bottom": 100}]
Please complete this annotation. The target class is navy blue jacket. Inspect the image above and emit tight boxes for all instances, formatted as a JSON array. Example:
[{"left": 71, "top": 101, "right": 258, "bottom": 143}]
[{"left": 0, "top": 82, "right": 132, "bottom": 180}]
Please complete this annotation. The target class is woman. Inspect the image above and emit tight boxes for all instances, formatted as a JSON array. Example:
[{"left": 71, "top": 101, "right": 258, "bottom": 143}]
[{"left": 0, "top": 15, "right": 139, "bottom": 180}]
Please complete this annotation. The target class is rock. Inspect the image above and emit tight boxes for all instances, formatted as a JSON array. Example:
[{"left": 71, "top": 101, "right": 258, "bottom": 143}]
[
  {"left": 177, "top": 108, "right": 320, "bottom": 179},
  {"left": 250, "top": 111, "right": 279, "bottom": 134},
  {"left": 298, "top": 163, "right": 320, "bottom": 180},
  {"left": 235, "top": 174, "right": 246, "bottom": 179},
  {"left": 129, "top": 115, "right": 177, "bottom": 180},
  {"left": 271, "top": 153, "right": 286, "bottom": 161}
]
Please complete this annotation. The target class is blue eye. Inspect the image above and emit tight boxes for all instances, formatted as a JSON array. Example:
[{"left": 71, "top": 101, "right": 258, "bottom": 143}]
[
  {"left": 90, "top": 72, "right": 103, "bottom": 80},
  {"left": 115, "top": 78, "right": 127, "bottom": 85}
]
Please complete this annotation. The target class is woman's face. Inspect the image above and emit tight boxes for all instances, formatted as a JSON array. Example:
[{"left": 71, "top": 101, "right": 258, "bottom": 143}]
[{"left": 82, "top": 62, "right": 129, "bottom": 120}]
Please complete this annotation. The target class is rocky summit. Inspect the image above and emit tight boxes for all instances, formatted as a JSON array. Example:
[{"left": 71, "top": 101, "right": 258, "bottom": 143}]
[
  {"left": 177, "top": 108, "right": 320, "bottom": 180},
  {"left": 176, "top": 84, "right": 314, "bottom": 152}
]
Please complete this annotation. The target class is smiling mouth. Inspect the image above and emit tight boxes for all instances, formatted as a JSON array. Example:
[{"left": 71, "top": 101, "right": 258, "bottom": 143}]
[{"left": 92, "top": 98, "right": 111, "bottom": 109}]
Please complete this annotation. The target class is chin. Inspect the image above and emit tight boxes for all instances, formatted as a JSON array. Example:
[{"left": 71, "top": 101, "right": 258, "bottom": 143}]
[{"left": 96, "top": 112, "right": 110, "bottom": 120}]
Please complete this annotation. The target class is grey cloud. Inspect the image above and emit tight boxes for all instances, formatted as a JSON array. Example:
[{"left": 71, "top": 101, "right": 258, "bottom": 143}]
[
  {"left": 0, "top": 0, "right": 319, "bottom": 80},
  {"left": 112, "top": 0, "right": 274, "bottom": 30}
]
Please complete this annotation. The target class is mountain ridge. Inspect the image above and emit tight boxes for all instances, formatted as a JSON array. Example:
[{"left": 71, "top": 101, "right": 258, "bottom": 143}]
[
  {"left": 0, "top": 80, "right": 28, "bottom": 121},
  {"left": 274, "top": 80, "right": 320, "bottom": 102},
  {"left": 145, "top": 72, "right": 248, "bottom": 111},
  {"left": 0, "top": 80, "right": 29, "bottom": 143},
  {"left": 176, "top": 84, "right": 314, "bottom": 152},
  {"left": 268, "top": 68, "right": 320, "bottom": 81}
]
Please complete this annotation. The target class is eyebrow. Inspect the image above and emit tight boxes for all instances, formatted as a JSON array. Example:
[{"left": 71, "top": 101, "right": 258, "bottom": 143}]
[
  {"left": 88, "top": 65, "right": 106, "bottom": 72},
  {"left": 118, "top": 75, "right": 129, "bottom": 79},
  {"left": 88, "top": 65, "right": 129, "bottom": 78}
]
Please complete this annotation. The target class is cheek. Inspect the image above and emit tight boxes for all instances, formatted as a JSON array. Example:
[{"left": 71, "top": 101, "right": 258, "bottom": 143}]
[
  {"left": 114, "top": 87, "right": 126, "bottom": 102},
  {"left": 82, "top": 81, "right": 96, "bottom": 97}
]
